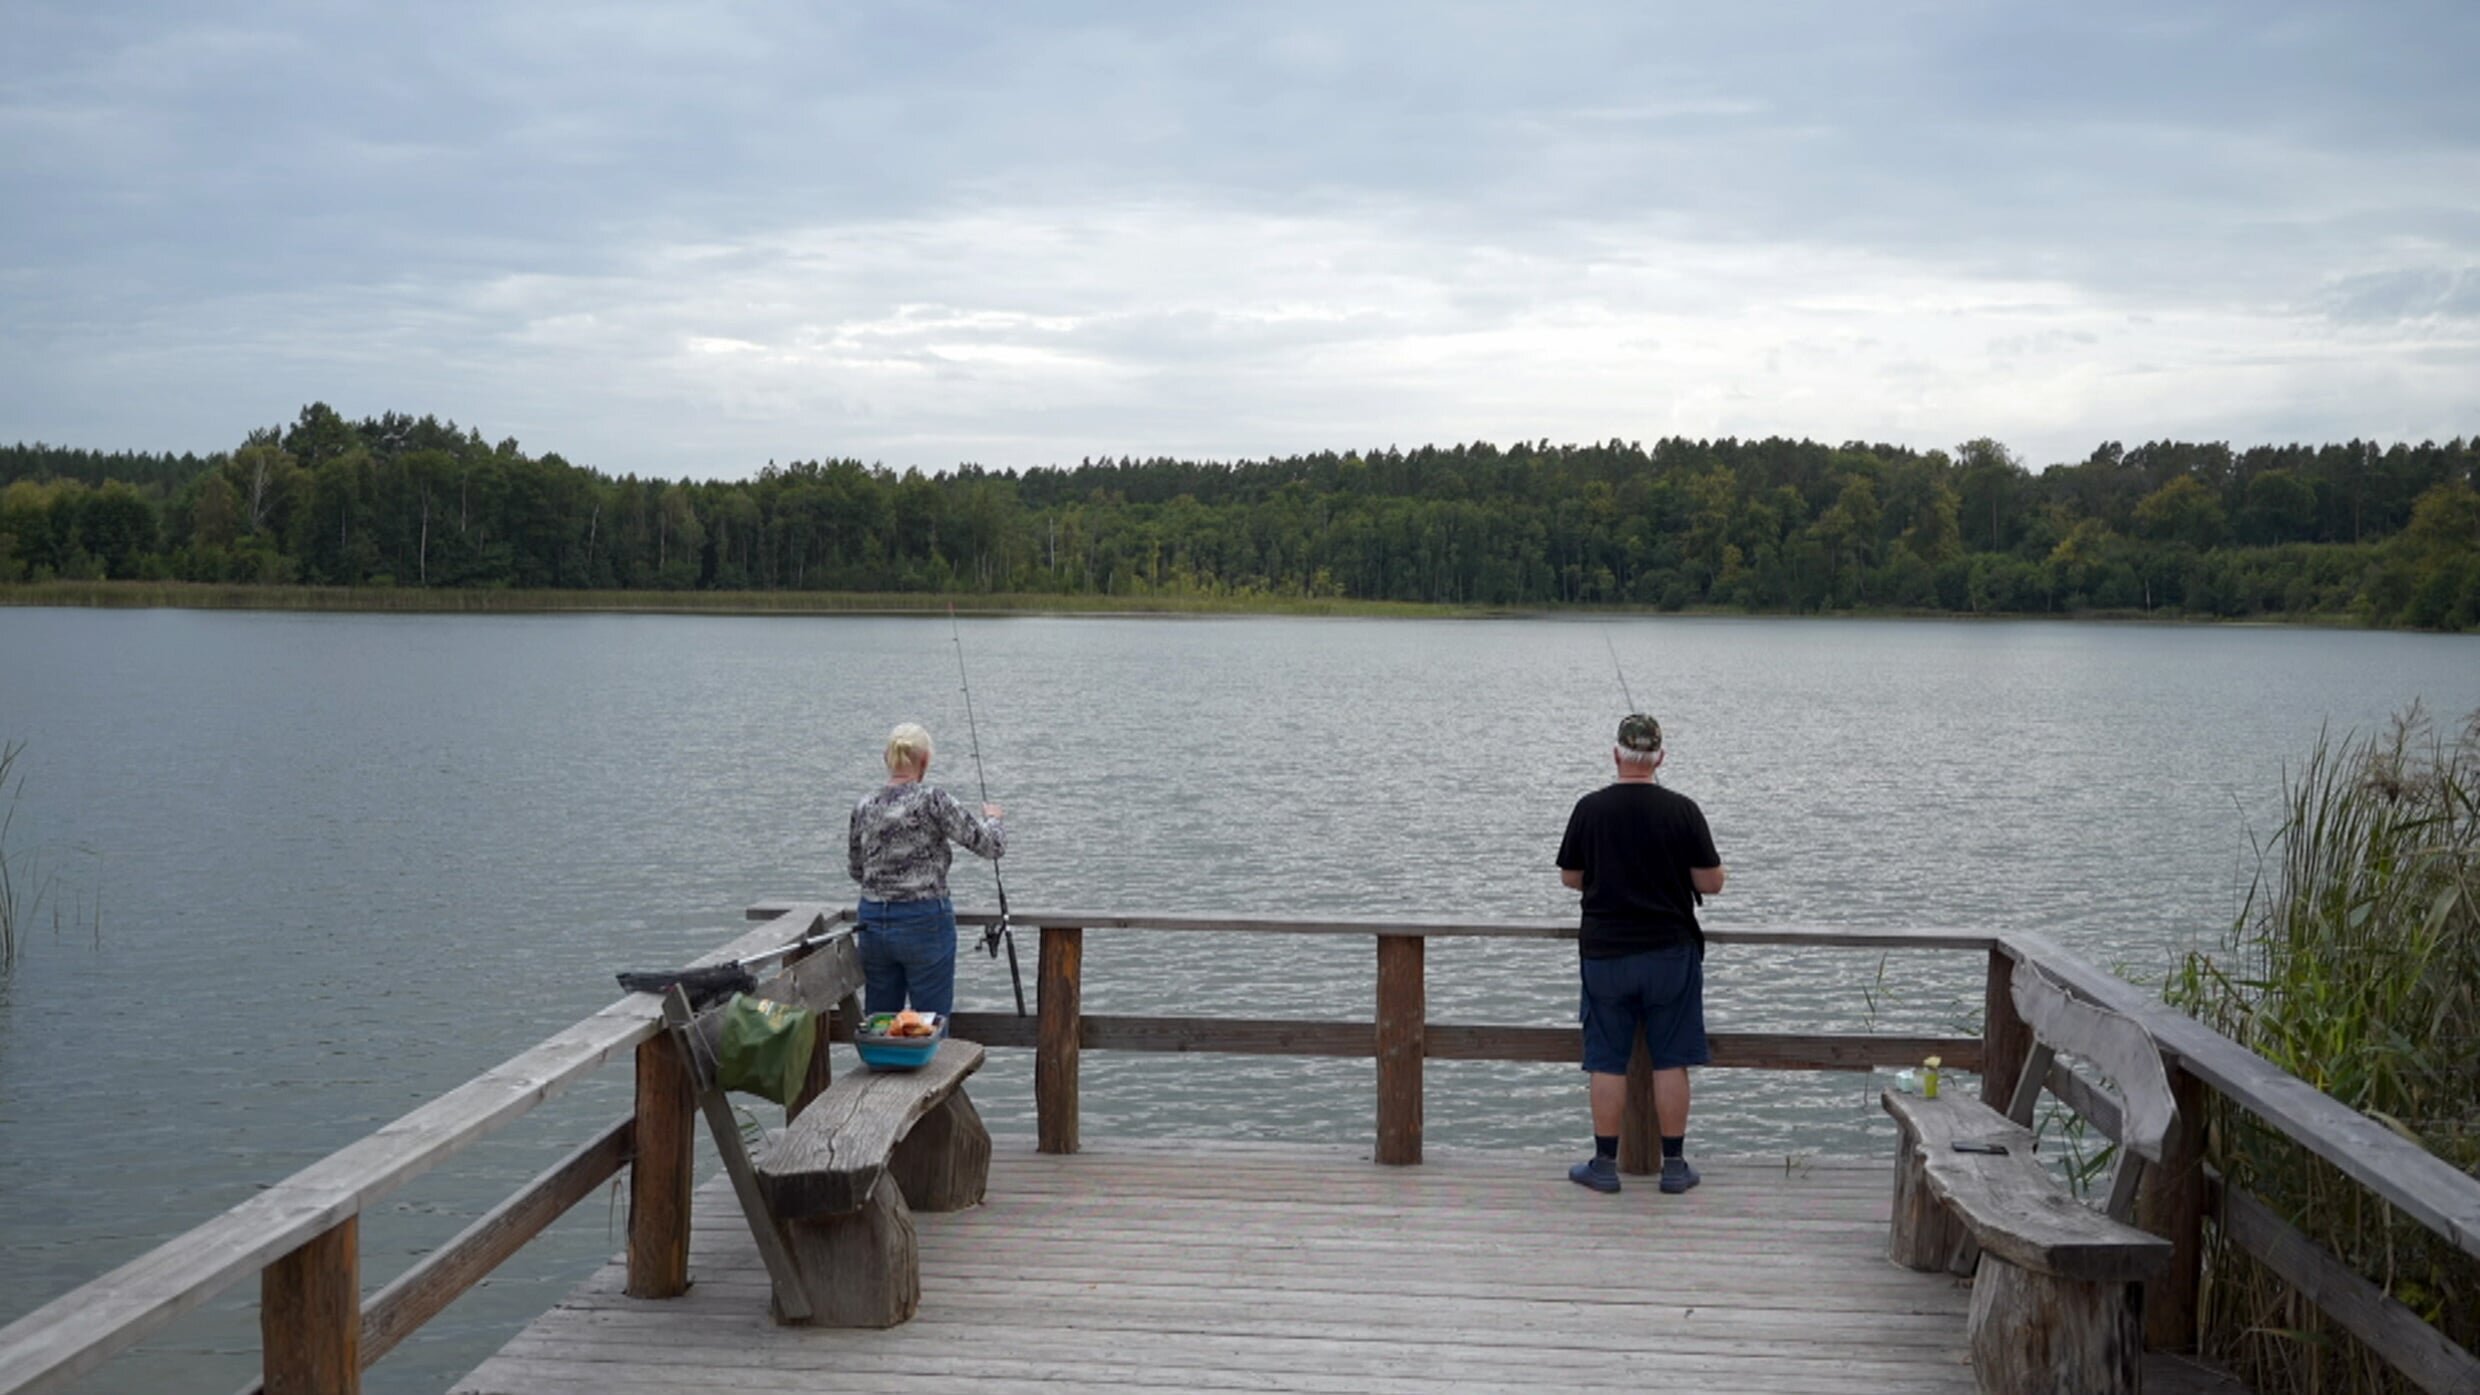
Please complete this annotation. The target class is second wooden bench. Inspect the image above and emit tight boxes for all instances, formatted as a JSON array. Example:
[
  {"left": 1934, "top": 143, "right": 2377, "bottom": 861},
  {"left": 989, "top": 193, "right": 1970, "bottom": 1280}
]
[{"left": 1882, "top": 961, "right": 2177, "bottom": 1395}]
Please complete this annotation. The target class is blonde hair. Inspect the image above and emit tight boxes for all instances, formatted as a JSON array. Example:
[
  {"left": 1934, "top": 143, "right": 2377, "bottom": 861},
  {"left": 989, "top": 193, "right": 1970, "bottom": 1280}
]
[{"left": 884, "top": 722, "right": 933, "bottom": 775}]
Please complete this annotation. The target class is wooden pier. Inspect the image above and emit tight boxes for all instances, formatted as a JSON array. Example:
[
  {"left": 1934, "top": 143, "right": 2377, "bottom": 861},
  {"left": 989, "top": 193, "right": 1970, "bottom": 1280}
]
[
  {"left": 4, "top": 904, "right": 2475, "bottom": 1395},
  {"left": 457, "top": 1141, "right": 2248, "bottom": 1395}
]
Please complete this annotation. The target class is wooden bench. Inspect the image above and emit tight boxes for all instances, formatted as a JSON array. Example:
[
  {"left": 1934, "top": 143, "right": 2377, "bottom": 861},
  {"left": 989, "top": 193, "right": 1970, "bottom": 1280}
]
[
  {"left": 656, "top": 931, "right": 992, "bottom": 1329},
  {"left": 753, "top": 1038, "right": 988, "bottom": 1326},
  {"left": 1882, "top": 961, "right": 2177, "bottom": 1395}
]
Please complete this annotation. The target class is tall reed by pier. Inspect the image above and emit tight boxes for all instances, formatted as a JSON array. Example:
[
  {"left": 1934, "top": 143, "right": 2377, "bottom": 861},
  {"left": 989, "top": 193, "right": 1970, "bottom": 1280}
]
[
  {"left": 2170, "top": 708, "right": 2480, "bottom": 1394},
  {"left": 0, "top": 741, "right": 29, "bottom": 972}
]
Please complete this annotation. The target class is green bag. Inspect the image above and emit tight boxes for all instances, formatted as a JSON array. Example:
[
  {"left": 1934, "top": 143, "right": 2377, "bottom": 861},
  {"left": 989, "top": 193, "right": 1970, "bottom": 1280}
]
[{"left": 709, "top": 993, "right": 819, "bottom": 1106}]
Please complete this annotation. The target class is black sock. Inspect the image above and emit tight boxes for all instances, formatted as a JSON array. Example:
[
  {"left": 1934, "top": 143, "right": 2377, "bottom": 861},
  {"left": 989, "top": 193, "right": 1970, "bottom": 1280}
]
[
  {"left": 1593, "top": 1134, "right": 1618, "bottom": 1160},
  {"left": 1661, "top": 1135, "right": 1685, "bottom": 1160}
]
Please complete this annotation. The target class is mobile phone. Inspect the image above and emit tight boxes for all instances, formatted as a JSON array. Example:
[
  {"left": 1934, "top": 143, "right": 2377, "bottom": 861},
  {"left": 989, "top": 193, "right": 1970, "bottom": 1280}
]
[{"left": 1951, "top": 1140, "right": 2009, "bottom": 1155}]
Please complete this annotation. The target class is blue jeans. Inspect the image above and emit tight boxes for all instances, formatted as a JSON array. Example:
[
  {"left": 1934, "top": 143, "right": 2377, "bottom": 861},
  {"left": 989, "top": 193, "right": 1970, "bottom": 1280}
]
[{"left": 855, "top": 897, "right": 958, "bottom": 1017}]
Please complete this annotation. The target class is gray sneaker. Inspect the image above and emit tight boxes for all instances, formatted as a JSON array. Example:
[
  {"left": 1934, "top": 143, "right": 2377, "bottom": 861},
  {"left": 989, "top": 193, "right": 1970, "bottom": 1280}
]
[
  {"left": 1659, "top": 1156, "right": 1701, "bottom": 1194},
  {"left": 1568, "top": 1156, "right": 1621, "bottom": 1193}
]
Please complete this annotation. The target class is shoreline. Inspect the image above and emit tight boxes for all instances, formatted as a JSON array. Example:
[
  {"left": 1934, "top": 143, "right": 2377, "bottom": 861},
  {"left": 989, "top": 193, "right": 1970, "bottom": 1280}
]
[{"left": 0, "top": 578, "right": 2386, "bottom": 629}]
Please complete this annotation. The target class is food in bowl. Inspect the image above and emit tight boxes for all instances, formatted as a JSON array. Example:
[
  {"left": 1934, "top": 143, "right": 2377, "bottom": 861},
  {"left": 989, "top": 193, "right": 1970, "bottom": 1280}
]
[{"left": 861, "top": 1010, "right": 942, "bottom": 1039}]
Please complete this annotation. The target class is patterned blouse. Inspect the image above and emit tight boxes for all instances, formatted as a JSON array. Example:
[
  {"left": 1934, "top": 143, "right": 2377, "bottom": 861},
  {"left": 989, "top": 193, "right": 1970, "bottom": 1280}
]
[{"left": 847, "top": 782, "right": 1007, "bottom": 902}]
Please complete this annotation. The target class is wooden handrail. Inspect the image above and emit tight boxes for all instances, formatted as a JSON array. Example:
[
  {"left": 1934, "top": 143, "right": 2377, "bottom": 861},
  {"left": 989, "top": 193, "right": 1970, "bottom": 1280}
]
[
  {"left": 750, "top": 902, "right": 2001, "bottom": 949},
  {"left": 2001, "top": 932, "right": 2480, "bottom": 1262},
  {"left": 0, "top": 904, "right": 836, "bottom": 1395}
]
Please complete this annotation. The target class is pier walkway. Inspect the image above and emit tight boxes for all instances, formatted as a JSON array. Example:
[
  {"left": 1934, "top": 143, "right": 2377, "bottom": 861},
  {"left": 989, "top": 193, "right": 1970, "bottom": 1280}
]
[
  {"left": 454, "top": 1139, "right": 2245, "bottom": 1395},
  {"left": 9, "top": 905, "right": 2465, "bottom": 1395}
]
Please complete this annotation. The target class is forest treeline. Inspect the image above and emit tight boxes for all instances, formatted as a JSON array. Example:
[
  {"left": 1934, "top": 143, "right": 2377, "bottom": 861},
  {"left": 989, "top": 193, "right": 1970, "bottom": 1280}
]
[{"left": 4, "top": 404, "right": 2477, "bottom": 627}]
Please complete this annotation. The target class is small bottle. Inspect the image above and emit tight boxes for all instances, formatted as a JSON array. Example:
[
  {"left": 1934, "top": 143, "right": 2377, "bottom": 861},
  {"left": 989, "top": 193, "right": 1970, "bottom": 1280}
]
[
  {"left": 1893, "top": 1068, "right": 1920, "bottom": 1094},
  {"left": 1922, "top": 1055, "right": 1942, "bottom": 1100}
]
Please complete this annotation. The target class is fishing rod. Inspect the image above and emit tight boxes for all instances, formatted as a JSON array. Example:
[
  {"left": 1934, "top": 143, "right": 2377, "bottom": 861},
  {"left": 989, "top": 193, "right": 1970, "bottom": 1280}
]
[
  {"left": 615, "top": 922, "right": 856, "bottom": 1009},
  {"left": 1604, "top": 627, "right": 1698, "bottom": 903},
  {"left": 1604, "top": 630, "right": 1639, "bottom": 713},
  {"left": 950, "top": 603, "right": 1026, "bottom": 1016}
]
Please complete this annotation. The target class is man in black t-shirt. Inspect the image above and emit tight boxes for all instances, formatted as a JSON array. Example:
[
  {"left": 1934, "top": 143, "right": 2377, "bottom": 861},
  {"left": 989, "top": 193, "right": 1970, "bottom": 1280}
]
[{"left": 1555, "top": 713, "right": 1726, "bottom": 1195}]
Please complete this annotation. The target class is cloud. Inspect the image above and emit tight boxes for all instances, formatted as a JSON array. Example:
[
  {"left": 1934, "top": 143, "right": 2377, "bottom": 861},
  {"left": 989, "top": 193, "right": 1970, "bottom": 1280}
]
[
  {"left": 3, "top": 1, "right": 2476, "bottom": 473},
  {"left": 2319, "top": 267, "right": 2480, "bottom": 324}
]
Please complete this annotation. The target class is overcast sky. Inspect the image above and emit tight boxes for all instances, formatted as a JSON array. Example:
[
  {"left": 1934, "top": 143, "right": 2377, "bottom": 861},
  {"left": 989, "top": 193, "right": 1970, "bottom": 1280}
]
[{"left": 5, "top": 2, "right": 2475, "bottom": 480}]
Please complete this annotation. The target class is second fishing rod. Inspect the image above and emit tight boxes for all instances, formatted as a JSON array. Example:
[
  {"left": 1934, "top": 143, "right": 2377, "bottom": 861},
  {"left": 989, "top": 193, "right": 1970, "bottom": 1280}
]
[{"left": 950, "top": 604, "right": 1026, "bottom": 1017}]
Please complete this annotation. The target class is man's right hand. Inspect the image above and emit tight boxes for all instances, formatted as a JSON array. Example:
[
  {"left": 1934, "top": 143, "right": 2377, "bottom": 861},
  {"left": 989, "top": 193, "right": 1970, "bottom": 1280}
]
[{"left": 983, "top": 802, "right": 1004, "bottom": 819}]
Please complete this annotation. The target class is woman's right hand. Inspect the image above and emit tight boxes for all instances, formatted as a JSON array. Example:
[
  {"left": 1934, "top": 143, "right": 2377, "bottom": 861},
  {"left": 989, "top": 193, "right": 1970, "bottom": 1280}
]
[{"left": 982, "top": 802, "right": 1004, "bottom": 819}]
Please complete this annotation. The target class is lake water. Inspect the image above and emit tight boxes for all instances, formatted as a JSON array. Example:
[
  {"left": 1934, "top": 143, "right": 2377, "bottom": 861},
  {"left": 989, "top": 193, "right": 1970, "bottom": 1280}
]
[{"left": 0, "top": 608, "right": 2471, "bottom": 1392}]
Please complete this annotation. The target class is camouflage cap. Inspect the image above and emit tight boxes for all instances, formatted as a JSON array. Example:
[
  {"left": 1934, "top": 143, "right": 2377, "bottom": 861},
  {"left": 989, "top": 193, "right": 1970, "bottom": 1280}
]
[{"left": 1617, "top": 713, "right": 1663, "bottom": 753}]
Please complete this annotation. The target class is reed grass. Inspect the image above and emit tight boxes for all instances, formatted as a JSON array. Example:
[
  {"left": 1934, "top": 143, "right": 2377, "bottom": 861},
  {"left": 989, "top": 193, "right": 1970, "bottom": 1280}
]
[
  {"left": 0, "top": 740, "right": 31, "bottom": 974},
  {"left": 2169, "top": 706, "right": 2480, "bottom": 1394}
]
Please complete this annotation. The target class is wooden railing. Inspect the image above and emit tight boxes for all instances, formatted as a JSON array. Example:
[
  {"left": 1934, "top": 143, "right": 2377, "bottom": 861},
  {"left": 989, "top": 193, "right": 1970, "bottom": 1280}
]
[
  {"left": 1995, "top": 935, "right": 2480, "bottom": 1395},
  {"left": 0, "top": 903, "right": 841, "bottom": 1395},
  {"left": 0, "top": 907, "right": 2473, "bottom": 1395},
  {"left": 909, "top": 909, "right": 1993, "bottom": 1166}
]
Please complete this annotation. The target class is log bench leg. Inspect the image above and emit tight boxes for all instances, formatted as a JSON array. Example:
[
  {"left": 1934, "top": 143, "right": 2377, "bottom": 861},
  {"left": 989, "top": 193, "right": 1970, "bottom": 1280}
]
[
  {"left": 890, "top": 1090, "right": 991, "bottom": 1213},
  {"left": 778, "top": 1174, "right": 919, "bottom": 1328},
  {"left": 1968, "top": 1258, "right": 2143, "bottom": 1395},
  {"left": 1888, "top": 1114, "right": 1968, "bottom": 1273}
]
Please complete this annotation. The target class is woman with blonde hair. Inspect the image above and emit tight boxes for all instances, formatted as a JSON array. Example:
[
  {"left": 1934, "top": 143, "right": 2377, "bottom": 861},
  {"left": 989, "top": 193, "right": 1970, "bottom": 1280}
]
[{"left": 847, "top": 722, "right": 1006, "bottom": 1017}]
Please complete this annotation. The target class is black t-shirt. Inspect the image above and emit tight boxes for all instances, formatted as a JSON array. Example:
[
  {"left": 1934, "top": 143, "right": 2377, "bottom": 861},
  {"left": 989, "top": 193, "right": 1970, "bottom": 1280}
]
[{"left": 1556, "top": 782, "right": 1720, "bottom": 959}]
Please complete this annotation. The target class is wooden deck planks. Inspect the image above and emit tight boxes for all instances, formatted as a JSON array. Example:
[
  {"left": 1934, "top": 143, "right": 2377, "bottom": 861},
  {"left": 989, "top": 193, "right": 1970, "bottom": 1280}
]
[{"left": 453, "top": 1140, "right": 2242, "bottom": 1395}]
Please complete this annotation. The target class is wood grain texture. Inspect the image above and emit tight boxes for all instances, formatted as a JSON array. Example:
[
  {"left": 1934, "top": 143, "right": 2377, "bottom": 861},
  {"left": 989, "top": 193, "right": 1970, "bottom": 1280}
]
[
  {"left": 664, "top": 988, "right": 814, "bottom": 1324},
  {"left": 2010, "top": 960, "right": 2177, "bottom": 1162},
  {"left": 935, "top": 906, "right": 2000, "bottom": 950},
  {"left": 1620, "top": 1026, "right": 1657, "bottom": 1175},
  {"left": 755, "top": 1040, "right": 985, "bottom": 1220},
  {"left": 752, "top": 933, "right": 865, "bottom": 1018},
  {"left": 1035, "top": 925, "right": 1081, "bottom": 1155},
  {"left": 2220, "top": 1180, "right": 2480, "bottom": 1395},
  {"left": 261, "top": 1217, "right": 358, "bottom": 1395},
  {"left": 0, "top": 904, "right": 839, "bottom": 1395},
  {"left": 1967, "top": 1253, "right": 2144, "bottom": 1395},
  {"left": 1983, "top": 946, "right": 2033, "bottom": 1110},
  {"left": 1882, "top": 1090, "right": 2170, "bottom": 1282},
  {"left": 946, "top": 1012, "right": 1977, "bottom": 1070},
  {"left": 623, "top": 1031, "right": 694, "bottom": 1300},
  {"left": 778, "top": 1173, "right": 919, "bottom": 1328},
  {"left": 2139, "top": 1063, "right": 2208, "bottom": 1352},
  {"left": 1374, "top": 934, "right": 1423, "bottom": 1165},
  {"left": 359, "top": 1117, "right": 632, "bottom": 1368},
  {"left": 887, "top": 1091, "right": 991, "bottom": 1213},
  {"left": 452, "top": 1142, "right": 2253, "bottom": 1395},
  {"left": 1886, "top": 1111, "right": 1967, "bottom": 1272},
  {"left": 2006, "top": 931, "right": 2480, "bottom": 1261}
]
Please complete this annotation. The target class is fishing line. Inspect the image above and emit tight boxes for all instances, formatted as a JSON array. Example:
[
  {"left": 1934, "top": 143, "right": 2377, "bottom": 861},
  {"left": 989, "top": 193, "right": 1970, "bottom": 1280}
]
[
  {"left": 1604, "top": 630, "right": 1639, "bottom": 713},
  {"left": 949, "top": 604, "right": 1026, "bottom": 1016}
]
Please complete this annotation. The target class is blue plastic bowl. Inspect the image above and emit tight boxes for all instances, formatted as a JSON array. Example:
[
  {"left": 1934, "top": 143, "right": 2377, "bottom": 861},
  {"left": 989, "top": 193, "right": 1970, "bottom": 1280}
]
[{"left": 854, "top": 1013, "right": 943, "bottom": 1071}]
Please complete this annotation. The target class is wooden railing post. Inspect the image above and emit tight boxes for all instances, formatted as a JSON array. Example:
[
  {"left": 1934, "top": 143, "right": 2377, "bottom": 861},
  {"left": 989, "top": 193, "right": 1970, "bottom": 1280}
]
[
  {"left": 1036, "top": 925, "right": 1083, "bottom": 1154},
  {"left": 262, "top": 1216, "right": 358, "bottom": 1395},
  {"left": 1374, "top": 933, "right": 1425, "bottom": 1165},
  {"left": 2140, "top": 1062, "right": 2209, "bottom": 1350},
  {"left": 1982, "top": 946, "right": 2032, "bottom": 1108},
  {"left": 1619, "top": 1027, "right": 1658, "bottom": 1175},
  {"left": 626, "top": 1030, "right": 695, "bottom": 1298}
]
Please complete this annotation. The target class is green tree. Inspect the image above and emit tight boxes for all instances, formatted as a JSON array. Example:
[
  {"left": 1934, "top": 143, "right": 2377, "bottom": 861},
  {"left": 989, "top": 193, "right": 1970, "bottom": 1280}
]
[
  {"left": 2238, "top": 470, "right": 2317, "bottom": 545},
  {"left": 2135, "top": 476, "right": 2229, "bottom": 551},
  {"left": 79, "top": 482, "right": 158, "bottom": 578}
]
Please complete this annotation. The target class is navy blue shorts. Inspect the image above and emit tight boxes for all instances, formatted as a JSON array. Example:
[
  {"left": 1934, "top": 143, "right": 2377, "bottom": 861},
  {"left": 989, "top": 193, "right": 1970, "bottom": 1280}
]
[{"left": 1578, "top": 945, "right": 1710, "bottom": 1074}]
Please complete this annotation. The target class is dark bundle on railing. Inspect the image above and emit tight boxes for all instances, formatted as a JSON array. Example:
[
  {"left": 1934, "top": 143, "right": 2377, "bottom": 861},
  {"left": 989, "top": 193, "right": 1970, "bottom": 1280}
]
[{"left": 616, "top": 921, "right": 854, "bottom": 1009}]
